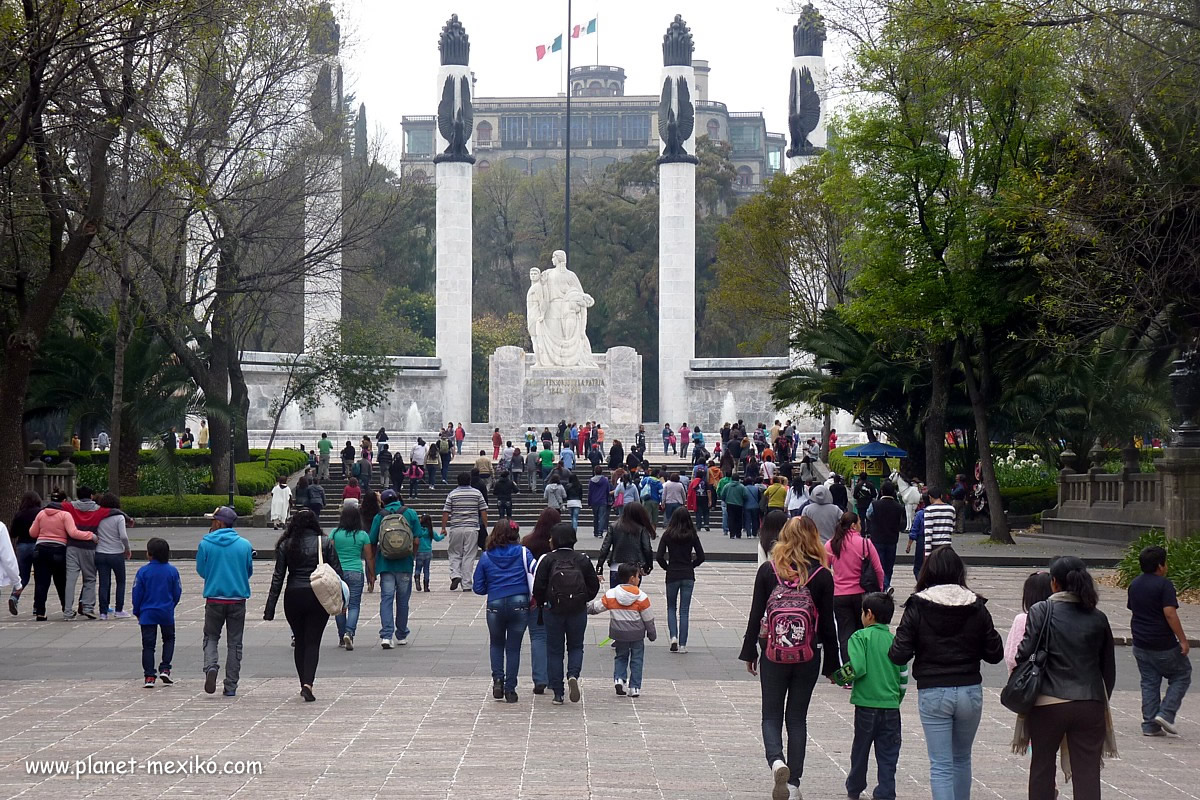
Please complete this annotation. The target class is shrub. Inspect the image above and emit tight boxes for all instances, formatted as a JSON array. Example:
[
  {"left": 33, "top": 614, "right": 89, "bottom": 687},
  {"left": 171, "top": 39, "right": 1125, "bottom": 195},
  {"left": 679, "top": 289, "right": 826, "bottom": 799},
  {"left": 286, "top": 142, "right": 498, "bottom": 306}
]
[
  {"left": 122, "top": 494, "right": 254, "bottom": 518},
  {"left": 993, "top": 447, "right": 1055, "bottom": 489},
  {"left": 999, "top": 485, "right": 1058, "bottom": 515},
  {"left": 69, "top": 464, "right": 208, "bottom": 496},
  {"left": 827, "top": 446, "right": 900, "bottom": 480},
  {"left": 1116, "top": 530, "right": 1200, "bottom": 592},
  {"left": 43, "top": 449, "right": 213, "bottom": 467},
  {"left": 234, "top": 463, "right": 278, "bottom": 495}
]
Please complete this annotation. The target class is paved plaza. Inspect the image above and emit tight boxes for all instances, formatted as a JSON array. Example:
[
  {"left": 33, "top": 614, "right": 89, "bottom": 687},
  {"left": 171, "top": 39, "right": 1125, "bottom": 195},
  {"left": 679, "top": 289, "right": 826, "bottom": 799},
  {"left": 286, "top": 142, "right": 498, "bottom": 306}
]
[{"left": 2, "top": 564, "right": 1198, "bottom": 799}]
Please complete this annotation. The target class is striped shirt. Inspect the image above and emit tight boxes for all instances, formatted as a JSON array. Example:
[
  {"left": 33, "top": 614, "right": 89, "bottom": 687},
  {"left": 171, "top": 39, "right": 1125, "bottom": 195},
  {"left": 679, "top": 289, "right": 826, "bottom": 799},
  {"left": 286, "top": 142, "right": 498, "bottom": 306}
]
[
  {"left": 923, "top": 502, "right": 956, "bottom": 555},
  {"left": 443, "top": 486, "right": 486, "bottom": 529}
]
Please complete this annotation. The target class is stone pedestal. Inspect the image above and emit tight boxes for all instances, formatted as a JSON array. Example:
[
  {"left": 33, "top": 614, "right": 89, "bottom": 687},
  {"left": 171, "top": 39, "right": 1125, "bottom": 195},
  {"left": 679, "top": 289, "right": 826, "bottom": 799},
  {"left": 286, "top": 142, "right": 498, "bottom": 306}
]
[
  {"left": 435, "top": 159, "right": 473, "bottom": 425},
  {"left": 1156, "top": 447, "right": 1200, "bottom": 539},
  {"left": 489, "top": 346, "right": 641, "bottom": 428}
]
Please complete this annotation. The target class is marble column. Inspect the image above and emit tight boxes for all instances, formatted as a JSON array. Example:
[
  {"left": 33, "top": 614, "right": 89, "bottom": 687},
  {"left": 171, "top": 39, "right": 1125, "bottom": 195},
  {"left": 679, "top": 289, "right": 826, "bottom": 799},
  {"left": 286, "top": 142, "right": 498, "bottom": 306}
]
[
  {"left": 657, "top": 18, "right": 697, "bottom": 428},
  {"left": 304, "top": 154, "right": 343, "bottom": 347},
  {"left": 435, "top": 59, "right": 474, "bottom": 425}
]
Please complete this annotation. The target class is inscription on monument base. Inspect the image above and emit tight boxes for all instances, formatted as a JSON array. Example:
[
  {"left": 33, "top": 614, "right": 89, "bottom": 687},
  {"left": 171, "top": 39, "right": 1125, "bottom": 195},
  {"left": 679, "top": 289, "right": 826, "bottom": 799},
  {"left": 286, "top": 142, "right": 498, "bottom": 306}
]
[{"left": 489, "top": 345, "right": 642, "bottom": 427}]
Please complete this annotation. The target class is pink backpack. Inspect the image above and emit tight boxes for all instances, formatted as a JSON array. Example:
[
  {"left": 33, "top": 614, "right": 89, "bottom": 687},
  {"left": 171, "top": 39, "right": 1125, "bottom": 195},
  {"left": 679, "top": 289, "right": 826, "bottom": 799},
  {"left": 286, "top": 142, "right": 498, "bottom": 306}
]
[{"left": 759, "top": 562, "right": 823, "bottom": 664}]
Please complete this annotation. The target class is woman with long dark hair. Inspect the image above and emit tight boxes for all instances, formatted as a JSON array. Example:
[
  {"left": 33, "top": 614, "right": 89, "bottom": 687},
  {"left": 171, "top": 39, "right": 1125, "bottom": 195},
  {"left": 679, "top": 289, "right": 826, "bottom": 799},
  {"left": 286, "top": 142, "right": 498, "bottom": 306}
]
[
  {"left": 473, "top": 519, "right": 537, "bottom": 703},
  {"left": 889, "top": 547, "right": 1003, "bottom": 800},
  {"left": 656, "top": 508, "right": 705, "bottom": 654},
  {"left": 825, "top": 511, "right": 885, "bottom": 664},
  {"left": 8, "top": 491, "right": 42, "bottom": 615},
  {"left": 757, "top": 509, "right": 789, "bottom": 565},
  {"left": 597, "top": 502, "right": 654, "bottom": 589},
  {"left": 264, "top": 510, "right": 343, "bottom": 701},
  {"left": 330, "top": 504, "right": 373, "bottom": 651},
  {"left": 740, "top": 517, "right": 838, "bottom": 799},
  {"left": 521, "top": 507, "right": 560, "bottom": 694},
  {"left": 1017, "top": 557, "right": 1116, "bottom": 800}
]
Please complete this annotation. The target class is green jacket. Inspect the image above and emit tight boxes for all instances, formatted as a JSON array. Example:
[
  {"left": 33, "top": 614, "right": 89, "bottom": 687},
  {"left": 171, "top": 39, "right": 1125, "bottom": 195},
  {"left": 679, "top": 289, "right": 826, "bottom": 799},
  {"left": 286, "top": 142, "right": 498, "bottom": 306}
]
[
  {"left": 369, "top": 501, "right": 421, "bottom": 575},
  {"left": 722, "top": 480, "right": 747, "bottom": 507},
  {"left": 848, "top": 623, "right": 908, "bottom": 709}
]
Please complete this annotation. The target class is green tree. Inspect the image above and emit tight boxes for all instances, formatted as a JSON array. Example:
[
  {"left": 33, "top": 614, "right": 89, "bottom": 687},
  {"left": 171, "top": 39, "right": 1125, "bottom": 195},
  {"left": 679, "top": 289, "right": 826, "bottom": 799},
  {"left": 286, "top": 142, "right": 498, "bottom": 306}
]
[{"left": 472, "top": 314, "right": 528, "bottom": 421}]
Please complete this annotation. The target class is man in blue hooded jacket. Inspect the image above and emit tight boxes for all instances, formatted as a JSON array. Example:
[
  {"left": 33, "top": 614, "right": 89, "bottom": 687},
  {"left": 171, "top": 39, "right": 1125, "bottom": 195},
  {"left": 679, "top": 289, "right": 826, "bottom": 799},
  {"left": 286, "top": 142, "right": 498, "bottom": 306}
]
[{"left": 196, "top": 507, "right": 253, "bottom": 696}]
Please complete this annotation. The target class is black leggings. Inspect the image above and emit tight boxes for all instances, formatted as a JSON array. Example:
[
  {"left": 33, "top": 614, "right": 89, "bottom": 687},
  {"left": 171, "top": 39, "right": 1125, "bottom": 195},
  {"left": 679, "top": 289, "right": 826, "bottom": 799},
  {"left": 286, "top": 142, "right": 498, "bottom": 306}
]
[
  {"left": 284, "top": 587, "right": 330, "bottom": 687},
  {"left": 833, "top": 593, "right": 865, "bottom": 665},
  {"left": 33, "top": 545, "right": 67, "bottom": 616}
]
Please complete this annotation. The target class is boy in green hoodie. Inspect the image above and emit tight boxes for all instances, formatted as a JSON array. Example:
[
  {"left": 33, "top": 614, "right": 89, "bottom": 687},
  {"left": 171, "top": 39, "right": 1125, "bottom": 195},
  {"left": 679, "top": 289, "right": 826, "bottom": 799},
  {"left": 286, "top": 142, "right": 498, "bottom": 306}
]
[{"left": 843, "top": 591, "right": 907, "bottom": 800}]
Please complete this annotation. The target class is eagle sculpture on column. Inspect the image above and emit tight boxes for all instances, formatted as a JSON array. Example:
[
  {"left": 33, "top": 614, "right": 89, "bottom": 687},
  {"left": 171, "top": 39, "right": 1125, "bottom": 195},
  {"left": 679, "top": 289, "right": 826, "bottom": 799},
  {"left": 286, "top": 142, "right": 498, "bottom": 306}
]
[
  {"left": 787, "top": 66, "right": 821, "bottom": 158},
  {"left": 658, "top": 76, "right": 698, "bottom": 165},
  {"left": 434, "top": 74, "right": 475, "bottom": 164}
]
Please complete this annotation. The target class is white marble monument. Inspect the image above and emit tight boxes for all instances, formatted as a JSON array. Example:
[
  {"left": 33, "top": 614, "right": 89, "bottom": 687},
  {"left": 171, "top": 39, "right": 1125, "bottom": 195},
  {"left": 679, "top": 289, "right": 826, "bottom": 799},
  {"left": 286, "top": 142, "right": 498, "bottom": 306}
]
[
  {"left": 657, "top": 15, "right": 698, "bottom": 427},
  {"left": 526, "top": 249, "right": 597, "bottom": 368}
]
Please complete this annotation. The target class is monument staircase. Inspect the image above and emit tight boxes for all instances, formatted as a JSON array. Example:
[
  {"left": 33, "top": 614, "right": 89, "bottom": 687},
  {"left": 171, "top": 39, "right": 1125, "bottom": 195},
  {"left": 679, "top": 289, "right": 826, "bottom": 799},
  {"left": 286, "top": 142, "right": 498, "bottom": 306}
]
[{"left": 312, "top": 451, "right": 705, "bottom": 532}]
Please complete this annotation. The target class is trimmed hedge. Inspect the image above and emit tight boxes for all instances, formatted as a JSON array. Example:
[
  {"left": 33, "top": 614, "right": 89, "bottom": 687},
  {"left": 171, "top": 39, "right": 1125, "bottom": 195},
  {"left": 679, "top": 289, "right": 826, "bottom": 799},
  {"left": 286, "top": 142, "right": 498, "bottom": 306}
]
[
  {"left": 41, "top": 449, "right": 213, "bottom": 467},
  {"left": 999, "top": 485, "right": 1058, "bottom": 515},
  {"left": 123, "top": 494, "right": 254, "bottom": 518}
]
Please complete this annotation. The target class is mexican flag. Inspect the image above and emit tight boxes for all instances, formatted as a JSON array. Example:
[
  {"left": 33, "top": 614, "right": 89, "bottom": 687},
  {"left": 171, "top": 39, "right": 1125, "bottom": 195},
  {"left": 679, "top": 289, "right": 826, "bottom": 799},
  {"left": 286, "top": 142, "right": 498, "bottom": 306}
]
[
  {"left": 535, "top": 35, "right": 562, "bottom": 61},
  {"left": 571, "top": 18, "right": 597, "bottom": 38}
]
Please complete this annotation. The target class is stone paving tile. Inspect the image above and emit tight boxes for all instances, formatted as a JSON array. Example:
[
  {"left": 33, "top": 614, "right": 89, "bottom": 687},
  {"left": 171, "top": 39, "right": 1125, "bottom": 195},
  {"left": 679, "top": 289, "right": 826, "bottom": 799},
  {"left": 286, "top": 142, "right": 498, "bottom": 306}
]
[{"left": 2, "top": 678, "right": 1199, "bottom": 799}]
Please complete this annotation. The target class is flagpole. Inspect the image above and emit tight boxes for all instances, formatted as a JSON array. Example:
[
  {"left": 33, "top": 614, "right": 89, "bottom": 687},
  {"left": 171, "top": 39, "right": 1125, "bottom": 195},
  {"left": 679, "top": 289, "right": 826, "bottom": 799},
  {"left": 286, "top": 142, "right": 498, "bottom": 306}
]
[
  {"left": 595, "top": 13, "right": 599, "bottom": 65},
  {"left": 565, "top": 0, "right": 572, "bottom": 264}
]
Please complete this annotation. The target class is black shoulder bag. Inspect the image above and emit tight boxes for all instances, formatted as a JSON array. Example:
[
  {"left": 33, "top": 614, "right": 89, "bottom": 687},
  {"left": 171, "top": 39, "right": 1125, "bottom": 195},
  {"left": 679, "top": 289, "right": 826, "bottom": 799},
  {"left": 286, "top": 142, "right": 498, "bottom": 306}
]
[
  {"left": 1001, "top": 600, "right": 1054, "bottom": 714},
  {"left": 859, "top": 536, "right": 881, "bottom": 594}
]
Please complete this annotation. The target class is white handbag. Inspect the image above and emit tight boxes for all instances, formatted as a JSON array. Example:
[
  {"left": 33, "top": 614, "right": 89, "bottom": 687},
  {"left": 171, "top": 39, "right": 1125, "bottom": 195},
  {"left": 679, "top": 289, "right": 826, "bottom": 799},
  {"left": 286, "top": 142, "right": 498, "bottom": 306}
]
[{"left": 310, "top": 535, "right": 344, "bottom": 615}]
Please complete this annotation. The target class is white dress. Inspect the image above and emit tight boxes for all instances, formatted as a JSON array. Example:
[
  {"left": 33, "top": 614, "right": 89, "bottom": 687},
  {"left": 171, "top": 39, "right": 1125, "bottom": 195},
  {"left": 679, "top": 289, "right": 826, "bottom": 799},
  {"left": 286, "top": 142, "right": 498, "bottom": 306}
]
[{"left": 270, "top": 485, "right": 292, "bottom": 522}]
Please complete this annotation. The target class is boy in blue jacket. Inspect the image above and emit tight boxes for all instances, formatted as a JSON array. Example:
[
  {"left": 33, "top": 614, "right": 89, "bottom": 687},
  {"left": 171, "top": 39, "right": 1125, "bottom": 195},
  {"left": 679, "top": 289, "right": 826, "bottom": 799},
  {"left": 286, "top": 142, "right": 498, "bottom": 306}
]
[
  {"left": 133, "top": 538, "right": 182, "bottom": 688},
  {"left": 196, "top": 507, "right": 253, "bottom": 696}
]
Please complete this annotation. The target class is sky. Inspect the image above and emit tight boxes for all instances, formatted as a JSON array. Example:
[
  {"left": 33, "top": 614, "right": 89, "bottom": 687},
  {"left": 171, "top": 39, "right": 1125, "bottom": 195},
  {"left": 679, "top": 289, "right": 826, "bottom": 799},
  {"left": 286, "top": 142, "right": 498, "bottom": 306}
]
[{"left": 339, "top": 0, "right": 845, "bottom": 168}]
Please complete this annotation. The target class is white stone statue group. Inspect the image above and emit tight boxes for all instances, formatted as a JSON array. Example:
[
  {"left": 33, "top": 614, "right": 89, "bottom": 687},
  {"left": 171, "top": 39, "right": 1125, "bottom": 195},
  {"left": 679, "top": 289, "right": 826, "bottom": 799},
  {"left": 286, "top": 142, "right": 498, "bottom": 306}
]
[{"left": 526, "top": 249, "right": 597, "bottom": 368}]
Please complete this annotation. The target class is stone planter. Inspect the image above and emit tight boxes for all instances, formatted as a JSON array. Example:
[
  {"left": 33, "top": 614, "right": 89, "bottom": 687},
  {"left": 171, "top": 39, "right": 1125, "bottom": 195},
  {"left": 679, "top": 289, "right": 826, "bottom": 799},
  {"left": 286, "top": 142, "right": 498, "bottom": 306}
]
[
  {"left": 28, "top": 439, "right": 45, "bottom": 463},
  {"left": 57, "top": 443, "right": 76, "bottom": 463}
]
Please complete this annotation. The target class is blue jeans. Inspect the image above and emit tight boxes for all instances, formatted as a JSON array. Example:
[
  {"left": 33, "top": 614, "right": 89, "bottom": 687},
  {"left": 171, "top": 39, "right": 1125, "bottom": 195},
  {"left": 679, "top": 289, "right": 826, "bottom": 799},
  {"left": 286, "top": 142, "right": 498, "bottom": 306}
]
[
  {"left": 696, "top": 502, "right": 710, "bottom": 530},
  {"left": 414, "top": 552, "right": 432, "bottom": 585},
  {"left": 1133, "top": 645, "right": 1192, "bottom": 732},
  {"left": 408, "top": 478, "right": 421, "bottom": 498},
  {"left": 759, "top": 650, "right": 820, "bottom": 786},
  {"left": 721, "top": 502, "right": 728, "bottom": 533},
  {"left": 847, "top": 706, "right": 902, "bottom": 800},
  {"left": 498, "top": 499, "right": 513, "bottom": 519},
  {"left": 746, "top": 507, "right": 761, "bottom": 536},
  {"left": 11, "top": 542, "right": 35, "bottom": 597},
  {"left": 456, "top": 439, "right": 463, "bottom": 454},
  {"left": 486, "top": 593, "right": 529, "bottom": 692},
  {"left": 335, "top": 570, "right": 364, "bottom": 639},
  {"left": 544, "top": 608, "right": 587, "bottom": 695},
  {"left": 665, "top": 579, "right": 695, "bottom": 645},
  {"left": 529, "top": 611, "right": 548, "bottom": 687},
  {"left": 663, "top": 503, "right": 682, "bottom": 527},
  {"left": 441, "top": 454, "right": 451, "bottom": 483},
  {"left": 378, "top": 571, "right": 413, "bottom": 640},
  {"left": 140, "top": 623, "right": 175, "bottom": 678},
  {"left": 614, "top": 639, "right": 646, "bottom": 689},
  {"left": 95, "top": 551, "right": 126, "bottom": 613},
  {"left": 591, "top": 504, "right": 609, "bottom": 537},
  {"left": 918, "top": 684, "right": 983, "bottom": 800},
  {"left": 569, "top": 506, "right": 580, "bottom": 530}
]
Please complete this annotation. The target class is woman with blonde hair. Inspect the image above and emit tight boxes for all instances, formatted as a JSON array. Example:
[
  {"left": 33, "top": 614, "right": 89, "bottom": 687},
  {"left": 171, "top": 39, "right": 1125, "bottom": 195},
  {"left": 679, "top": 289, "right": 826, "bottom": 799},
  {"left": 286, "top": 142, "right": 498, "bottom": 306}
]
[{"left": 740, "top": 516, "right": 839, "bottom": 800}]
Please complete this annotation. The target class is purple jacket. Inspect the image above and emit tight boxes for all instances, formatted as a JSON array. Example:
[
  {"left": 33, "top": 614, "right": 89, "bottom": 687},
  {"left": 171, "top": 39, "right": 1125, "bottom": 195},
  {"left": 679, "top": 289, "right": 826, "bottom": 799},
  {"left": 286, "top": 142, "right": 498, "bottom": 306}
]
[{"left": 588, "top": 475, "right": 611, "bottom": 507}]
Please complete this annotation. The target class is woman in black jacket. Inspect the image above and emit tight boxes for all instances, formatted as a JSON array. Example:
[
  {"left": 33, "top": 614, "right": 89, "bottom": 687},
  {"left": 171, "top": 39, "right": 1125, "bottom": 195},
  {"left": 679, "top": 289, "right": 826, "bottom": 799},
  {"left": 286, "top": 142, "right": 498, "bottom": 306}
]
[
  {"left": 1016, "top": 556, "right": 1116, "bottom": 800},
  {"left": 596, "top": 502, "right": 654, "bottom": 588},
  {"left": 740, "top": 516, "right": 837, "bottom": 800},
  {"left": 264, "top": 510, "right": 343, "bottom": 702},
  {"left": 888, "top": 547, "right": 1003, "bottom": 800},
  {"left": 655, "top": 508, "right": 705, "bottom": 653},
  {"left": 607, "top": 440, "right": 625, "bottom": 472}
]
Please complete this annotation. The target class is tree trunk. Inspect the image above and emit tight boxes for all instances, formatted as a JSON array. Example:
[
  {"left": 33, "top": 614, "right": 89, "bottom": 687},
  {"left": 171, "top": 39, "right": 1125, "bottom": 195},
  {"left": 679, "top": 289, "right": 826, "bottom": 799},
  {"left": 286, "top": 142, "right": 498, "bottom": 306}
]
[
  {"left": 228, "top": 350, "right": 251, "bottom": 462},
  {"left": 0, "top": 346, "right": 35, "bottom": 523},
  {"left": 925, "top": 341, "right": 950, "bottom": 495},
  {"left": 108, "top": 279, "right": 131, "bottom": 496},
  {"left": 117, "top": 422, "right": 140, "bottom": 496},
  {"left": 958, "top": 335, "right": 1012, "bottom": 543}
]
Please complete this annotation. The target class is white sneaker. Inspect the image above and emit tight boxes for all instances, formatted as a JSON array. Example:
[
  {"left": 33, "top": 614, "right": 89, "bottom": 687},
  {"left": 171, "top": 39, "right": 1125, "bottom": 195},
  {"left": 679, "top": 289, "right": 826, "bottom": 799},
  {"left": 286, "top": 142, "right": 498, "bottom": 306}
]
[
  {"left": 380, "top": 638, "right": 393, "bottom": 650},
  {"left": 788, "top": 786, "right": 802, "bottom": 800},
  {"left": 629, "top": 687, "right": 640, "bottom": 697},
  {"left": 1154, "top": 714, "right": 1179, "bottom": 735},
  {"left": 771, "top": 760, "right": 790, "bottom": 800},
  {"left": 113, "top": 610, "right": 132, "bottom": 619},
  {"left": 395, "top": 637, "right": 408, "bottom": 646},
  {"left": 678, "top": 645, "right": 688, "bottom": 654}
]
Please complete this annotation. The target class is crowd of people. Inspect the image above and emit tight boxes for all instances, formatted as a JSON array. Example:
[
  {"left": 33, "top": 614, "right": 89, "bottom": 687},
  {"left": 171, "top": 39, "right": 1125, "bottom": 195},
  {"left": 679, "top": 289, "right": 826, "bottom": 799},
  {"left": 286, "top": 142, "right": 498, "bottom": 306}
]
[{"left": 0, "top": 418, "right": 1192, "bottom": 800}]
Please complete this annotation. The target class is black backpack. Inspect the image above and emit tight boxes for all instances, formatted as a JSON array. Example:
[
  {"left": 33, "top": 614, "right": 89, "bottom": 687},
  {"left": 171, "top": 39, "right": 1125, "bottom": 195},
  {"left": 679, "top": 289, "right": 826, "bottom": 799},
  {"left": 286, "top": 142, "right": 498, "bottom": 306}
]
[{"left": 548, "top": 553, "right": 590, "bottom": 613}]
